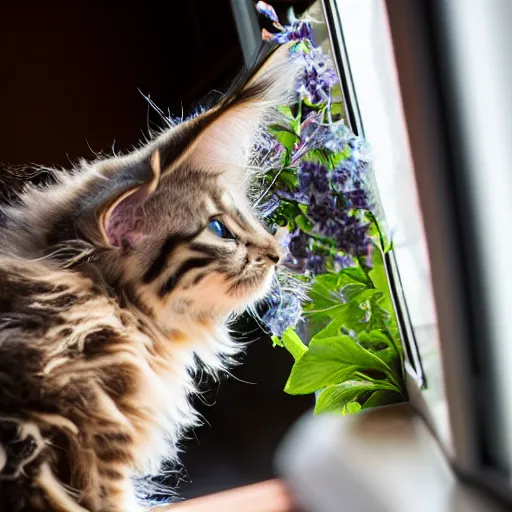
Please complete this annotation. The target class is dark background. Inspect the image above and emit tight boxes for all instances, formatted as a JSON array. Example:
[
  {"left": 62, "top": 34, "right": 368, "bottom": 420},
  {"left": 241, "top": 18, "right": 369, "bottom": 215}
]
[{"left": 0, "top": 0, "right": 313, "bottom": 501}]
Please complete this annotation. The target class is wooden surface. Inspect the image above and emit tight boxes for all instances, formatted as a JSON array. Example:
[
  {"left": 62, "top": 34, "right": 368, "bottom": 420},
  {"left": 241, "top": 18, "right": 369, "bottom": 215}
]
[{"left": 157, "top": 479, "right": 295, "bottom": 512}]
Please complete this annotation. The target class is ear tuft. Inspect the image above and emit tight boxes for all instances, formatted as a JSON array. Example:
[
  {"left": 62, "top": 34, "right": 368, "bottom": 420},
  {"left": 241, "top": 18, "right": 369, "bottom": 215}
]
[{"left": 187, "top": 43, "right": 303, "bottom": 174}]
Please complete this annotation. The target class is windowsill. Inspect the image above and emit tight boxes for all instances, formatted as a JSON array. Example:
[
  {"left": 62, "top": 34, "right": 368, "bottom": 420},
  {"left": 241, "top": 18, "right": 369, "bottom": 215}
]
[
  {"left": 156, "top": 479, "right": 294, "bottom": 512},
  {"left": 275, "top": 403, "right": 505, "bottom": 512}
]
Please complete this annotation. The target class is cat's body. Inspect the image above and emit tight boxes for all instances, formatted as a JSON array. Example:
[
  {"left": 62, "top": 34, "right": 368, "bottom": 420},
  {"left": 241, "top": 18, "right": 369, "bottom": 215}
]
[{"left": 0, "top": 43, "right": 301, "bottom": 511}]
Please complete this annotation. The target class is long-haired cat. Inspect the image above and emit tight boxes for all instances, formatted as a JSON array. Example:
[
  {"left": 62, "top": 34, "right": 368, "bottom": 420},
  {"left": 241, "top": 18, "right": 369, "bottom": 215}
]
[{"left": 0, "top": 42, "right": 301, "bottom": 511}]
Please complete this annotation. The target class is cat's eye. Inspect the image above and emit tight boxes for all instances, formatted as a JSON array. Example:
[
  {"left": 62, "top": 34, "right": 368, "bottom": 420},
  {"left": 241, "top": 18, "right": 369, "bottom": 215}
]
[{"left": 208, "top": 219, "right": 235, "bottom": 240}]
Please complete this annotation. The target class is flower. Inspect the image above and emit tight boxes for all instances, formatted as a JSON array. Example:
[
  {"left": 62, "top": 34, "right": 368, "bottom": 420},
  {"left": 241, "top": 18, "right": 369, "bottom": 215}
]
[
  {"left": 273, "top": 21, "right": 313, "bottom": 44},
  {"left": 262, "top": 288, "right": 303, "bottom": 337},
  {"left": 329, "top": 166, "right": 349, "bottom": 192},
  {"left": 256, "top": 2, "right": 377, "bottom": 336},
  {"left": 322, "top": 121, "right": 352, "bottom": 153},
  {"left": 345, "top": 188, "right": 369, "bottom": 209},
  {"left": 258, "top": 194, "right": 280, "bottom": 218},
  {"left": 255, "top": 1, "right": 279, "bottom": 24},
  {"left": 276, "top": 188, "right": 309, "bottom": 205},
  {"left": 255, "top": 2, "right": 313, "bottom": 45},
  {"left": 293, "top": 116, "right": 347, "bottom": 162},
  {"left": 298, "top": 47, "right": 338, "bottom": 105},
  {"left": 302, "top": 162, "right": 330, "bottom": 195},
  {"left": 334, "top": 252, "right": 355, "bottom": 270},
  {"left": 334, "top": 215, "right": 371, "bottom": 258}
]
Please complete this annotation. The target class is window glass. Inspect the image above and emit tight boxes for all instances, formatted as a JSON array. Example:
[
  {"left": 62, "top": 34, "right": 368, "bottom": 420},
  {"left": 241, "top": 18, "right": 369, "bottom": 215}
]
[{"left": 331, "top": 0, "right": 451, "bottom": 450}]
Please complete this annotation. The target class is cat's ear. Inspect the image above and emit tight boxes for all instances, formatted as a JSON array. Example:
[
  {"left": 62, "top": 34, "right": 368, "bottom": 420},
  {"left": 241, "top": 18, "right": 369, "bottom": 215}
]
[
  {"left": 99, "top": 150, "right": 161, "bottom": 248},
  {"left": 191, "top": 43, "right": 300, "bottom": 173},
  {"left": 159, "top": 43, "right": 301, "bottom": 177}
]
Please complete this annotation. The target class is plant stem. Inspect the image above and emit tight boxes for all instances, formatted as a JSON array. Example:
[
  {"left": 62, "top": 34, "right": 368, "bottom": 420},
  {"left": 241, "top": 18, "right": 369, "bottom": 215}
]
[{"left": 357, "top": 257, "right": 374, "bottom": 288}]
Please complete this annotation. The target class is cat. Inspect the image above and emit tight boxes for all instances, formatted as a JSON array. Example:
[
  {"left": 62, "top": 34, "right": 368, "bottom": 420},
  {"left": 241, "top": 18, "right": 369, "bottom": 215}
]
[{"left": 0, "top": 41, "right": 302, "bottom": 512}]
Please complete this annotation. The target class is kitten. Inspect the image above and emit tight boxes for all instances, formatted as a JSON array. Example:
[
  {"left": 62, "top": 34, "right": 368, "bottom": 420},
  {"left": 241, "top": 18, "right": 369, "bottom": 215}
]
[{"left": 0, "top": 42, "right": 301, "bottom": 511}]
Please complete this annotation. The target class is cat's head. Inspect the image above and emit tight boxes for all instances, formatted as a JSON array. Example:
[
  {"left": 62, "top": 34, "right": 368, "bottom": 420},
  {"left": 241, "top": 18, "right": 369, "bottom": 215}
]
[{"left": 53, "top": 43, "right": 301, "bottom": 327}]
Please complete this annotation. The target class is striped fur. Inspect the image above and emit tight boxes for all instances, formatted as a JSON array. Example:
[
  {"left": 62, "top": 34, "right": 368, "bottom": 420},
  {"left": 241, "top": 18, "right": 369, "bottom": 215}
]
[{"left": 0, "top": 42, "right": 302, "bottom": 511}]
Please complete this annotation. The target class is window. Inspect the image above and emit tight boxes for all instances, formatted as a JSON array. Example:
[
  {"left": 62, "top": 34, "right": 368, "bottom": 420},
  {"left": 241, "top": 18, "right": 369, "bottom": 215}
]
[
  {"left": 325, "top": 0, "right": 451, "bottom": 449},
  {"left": 276, "top": 0, "right": 512, "bottom": 510}
]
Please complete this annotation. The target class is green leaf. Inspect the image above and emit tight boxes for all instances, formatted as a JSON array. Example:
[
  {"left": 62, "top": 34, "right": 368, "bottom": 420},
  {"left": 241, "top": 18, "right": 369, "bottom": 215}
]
[
  {"left": 305, "top": 269, "right": 375, "bottom": 312},
  {"left": 285, "top": 334, "right": 393, "bottom": 395},
  {"left": 278, "top": 168, "right": 299, "bottom": 190},
  {"left": 343, "top": 402, "right": 362, "bottom": 415},
  {"left": 330, "top": 101, "right": 345, "bottom": 121},
  {"left": 272, "top": 130, "right": 299, "bottom": 152},
  {"left": 281, "top": 328, "right": 308, "bottom": 361},
  {"left": 306, "top": 288, "right": 382, "bottom": 325},
  {"left": 367, "top": 301, "right": 390, "bottom": 331},
  {"left": 340, "top": 283, "right": 367, "bottom": 302},
  {"left": 277, "top": 106, "right": 293, "bottom": 119},
  {"left": 357, "top": 330, "right": 398, "bottom": 365},
  {"left": 368, "top": 248, "right": 389, "bottom": 298},
  {"left": 295, "top": 214, "right": 314, "bottom": 233},
  {"left": 366, "top": 213, "right": 389, "bottom": 252},
  {"left": 302, "top": 148, "right": 331, "bottom": 167},
  {"left": 362, "top": 390, "right": 404, "bottom": 409},
  {"left": 367, "top": 247, "right": 403, "bottom": 346},
  {"left": 341, "top": 266, "right": 371, "bottom": 286},
  {"left": 314, "top": 380, "right": 384, "bottom": 414},
  {"left": 358, "top": 330, "right": 392, "bottom": 351},
  {"left": 271, "top": 200, "right": 303, "bottom": 228},
  {"left": 311, "top": 313, "right": 348, "bottom": 340}
]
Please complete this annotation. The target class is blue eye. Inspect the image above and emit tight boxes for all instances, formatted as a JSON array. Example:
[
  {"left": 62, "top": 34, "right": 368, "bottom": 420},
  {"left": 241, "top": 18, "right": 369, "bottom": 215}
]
[{"left": 208, "top": 219, "right": 235, "bottom": 240}]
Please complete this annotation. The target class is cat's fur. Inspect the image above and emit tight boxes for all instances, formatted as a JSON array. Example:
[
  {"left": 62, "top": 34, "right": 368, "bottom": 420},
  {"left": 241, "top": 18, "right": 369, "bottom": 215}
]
[{"left": 0, "top": 42, "right": 301, "bottom": 511}]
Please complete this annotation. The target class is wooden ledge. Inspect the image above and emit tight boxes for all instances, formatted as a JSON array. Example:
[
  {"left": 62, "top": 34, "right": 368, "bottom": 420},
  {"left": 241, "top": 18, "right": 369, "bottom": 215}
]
[{"left": 156, "top": 479, "right": 295, "bottom": 512}]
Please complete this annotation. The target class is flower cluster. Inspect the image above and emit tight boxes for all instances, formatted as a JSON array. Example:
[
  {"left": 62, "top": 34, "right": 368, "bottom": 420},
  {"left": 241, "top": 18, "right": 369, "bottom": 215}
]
[
  {"left": 251, "top": 3, "right": 405, "bottom": 417},
  {"left": 256, "top": 1, "right": 313, "bottom": 44},
  {"left": 262, "top": 287, "right": 302, "bottom": 338},
  {"left": 255, "top": 2, "right": 375, "bottom": 337},
  {"left": 299, "top": 47, "right": 338, "bottom": 105}
]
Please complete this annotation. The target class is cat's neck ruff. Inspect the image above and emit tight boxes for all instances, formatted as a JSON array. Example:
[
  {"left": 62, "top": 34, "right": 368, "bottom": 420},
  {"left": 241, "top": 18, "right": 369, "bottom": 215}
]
[{"left": 128, "top": 303, "right": 240, "bottom": 477}]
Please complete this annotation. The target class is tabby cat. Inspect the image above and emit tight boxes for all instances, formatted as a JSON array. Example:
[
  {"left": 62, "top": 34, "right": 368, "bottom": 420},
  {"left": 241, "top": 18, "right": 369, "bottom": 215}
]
[{"left": 0, "top": 42, "right": 301, "bottom": 511}]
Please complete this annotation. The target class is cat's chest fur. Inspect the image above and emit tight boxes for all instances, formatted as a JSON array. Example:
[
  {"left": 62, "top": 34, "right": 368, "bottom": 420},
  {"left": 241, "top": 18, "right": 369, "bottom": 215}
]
[{"left": 0, "top": 256, "right": 237, "bottom": 495}]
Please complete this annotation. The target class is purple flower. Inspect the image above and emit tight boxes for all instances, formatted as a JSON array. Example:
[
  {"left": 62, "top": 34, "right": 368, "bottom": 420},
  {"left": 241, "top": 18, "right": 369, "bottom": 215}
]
[
  {"left": 298, "top": 161, "right": 329, "bottom": 196},
  {"left": 345, "top": 188, "right": 369, "bottom": 209},
  {"left": 300, "top": 111, "right": 324, "bottom": 140},
  {"left": 255, "top": 1, "right": 279, "bottom": 24},
  {"left": 298, "top": 47, "right": 338, "bottom": 105},
  {"left": 323, "top": 121, "right": 352, "bottom": 153},
  {"left": 335, "top": 216, "right": 371, "bottom": 258},
  {"left": 334, "top": 252, "right": 355, "bottom": 270},
  {"left": 276, "top": 188, "right": 309, "bottom": 205},
  {"left": 273, "top": 21, "right": 313, "bottom": 44},
  {"left": 282, "top": 230, "right": 320, "bottom": 274},
  {"left": 259, "top": 194, "right": 280, "bottom": 218},
  {"left": 255, "top": 131, "right": 284, "bottom": 168},
  {"left": 291, "top": 112, "right": 328, "bottom": 161},
  {"left": 288, "top": 229, "right": 308, "bottom": 259},
  {"left": 330, "top": 167, "right": 349, "bottom": 192},
  {"left": 263, "top": 289, "right": 303, "bottom": 337},
  {"left": 293, "top": 117, "right": 352, "bottom": 162},
  {"left": 305, "top": 254, "right": 326, "bottom": 274},
  {"left": 308, "top": 196, "right": 338, "bottom": 235},
  {"left": 275, "top": 226, "right": 292, "bottom": 254}
]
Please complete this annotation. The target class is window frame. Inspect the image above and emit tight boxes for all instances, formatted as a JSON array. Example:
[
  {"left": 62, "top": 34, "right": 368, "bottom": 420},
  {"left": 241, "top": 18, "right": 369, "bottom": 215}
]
[{"left": 321, "top": 0, "right": 512, "bottom": 506}]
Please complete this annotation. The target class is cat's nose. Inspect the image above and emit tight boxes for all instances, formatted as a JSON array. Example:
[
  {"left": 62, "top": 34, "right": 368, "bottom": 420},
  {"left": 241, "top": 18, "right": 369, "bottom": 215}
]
[
  {"left": 266, "top": 251, "right": 281, "bottom": 264},
  {"left": 265, "top": 241, "right": 283, "bottom": 265}
]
